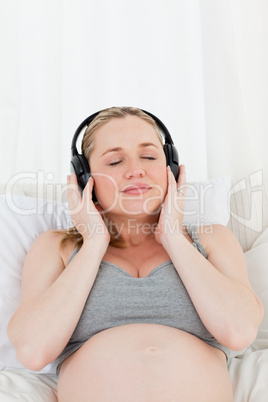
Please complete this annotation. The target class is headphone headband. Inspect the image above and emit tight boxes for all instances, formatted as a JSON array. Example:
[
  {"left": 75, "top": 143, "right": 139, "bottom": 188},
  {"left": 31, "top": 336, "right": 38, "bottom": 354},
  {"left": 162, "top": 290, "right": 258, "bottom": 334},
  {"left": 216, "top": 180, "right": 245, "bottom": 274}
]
[
  {"left": 71, "top": 108, "right": 174, "bottom": 156},
  {"left": 71, "top": 111, "right": 100, "bottom": 156}
]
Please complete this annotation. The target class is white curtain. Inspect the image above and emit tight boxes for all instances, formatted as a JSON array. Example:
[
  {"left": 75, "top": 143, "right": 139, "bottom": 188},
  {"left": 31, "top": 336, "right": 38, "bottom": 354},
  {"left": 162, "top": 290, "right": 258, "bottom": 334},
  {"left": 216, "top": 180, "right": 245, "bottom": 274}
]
[{"left": 1, "top": 0, "right": 267, "bottom": 187}]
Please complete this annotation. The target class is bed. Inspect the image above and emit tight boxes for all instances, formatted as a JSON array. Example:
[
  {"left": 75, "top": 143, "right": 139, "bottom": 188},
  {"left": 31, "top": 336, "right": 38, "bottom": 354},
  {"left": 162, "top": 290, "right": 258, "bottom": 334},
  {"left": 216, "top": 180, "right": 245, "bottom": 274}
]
[{"left": 0, "top": 175, "right": 267, "bottom": 401}]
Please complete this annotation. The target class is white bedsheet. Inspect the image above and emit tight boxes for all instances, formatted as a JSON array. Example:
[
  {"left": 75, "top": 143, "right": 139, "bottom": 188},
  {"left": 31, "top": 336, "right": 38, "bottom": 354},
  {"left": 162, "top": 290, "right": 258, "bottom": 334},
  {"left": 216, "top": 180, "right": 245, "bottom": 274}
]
[
  {"left": 0, "top": 369, "right": 57, "bottom": 401},
  {"left": 0, "top": 349, "right": 267, "bottom": 401},
  {"left": 228, "top": 349, "right": 268, "bottom": 402}
]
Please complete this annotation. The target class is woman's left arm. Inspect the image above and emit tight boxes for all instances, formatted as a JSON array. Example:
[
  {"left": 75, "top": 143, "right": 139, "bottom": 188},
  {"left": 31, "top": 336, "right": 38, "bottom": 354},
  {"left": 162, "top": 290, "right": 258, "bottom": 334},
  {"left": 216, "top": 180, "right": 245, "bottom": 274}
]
[
  {"left": 167, "top": 224, "right": 264, "bottom": 351},
  {"left": 157, "top": 166, "right": 264, "bottom": 351}
]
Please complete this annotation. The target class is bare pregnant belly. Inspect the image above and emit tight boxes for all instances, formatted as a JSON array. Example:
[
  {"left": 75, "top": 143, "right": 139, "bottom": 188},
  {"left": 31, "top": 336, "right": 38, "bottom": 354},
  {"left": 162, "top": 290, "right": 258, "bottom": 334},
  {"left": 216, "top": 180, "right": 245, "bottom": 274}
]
[{"left": 57, "top": 324, "right": 233, "bottom": 402}]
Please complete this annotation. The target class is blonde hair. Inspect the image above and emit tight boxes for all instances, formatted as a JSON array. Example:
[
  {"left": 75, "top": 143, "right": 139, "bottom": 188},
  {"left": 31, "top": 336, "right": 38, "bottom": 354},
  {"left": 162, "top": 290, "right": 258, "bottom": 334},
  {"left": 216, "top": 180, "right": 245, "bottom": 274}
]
[
  {"left": 59, "top": 106, "right": 163, "bottom": 251},
  {"left": 82, "top": 106, "right": 163, "bottom": 162}
]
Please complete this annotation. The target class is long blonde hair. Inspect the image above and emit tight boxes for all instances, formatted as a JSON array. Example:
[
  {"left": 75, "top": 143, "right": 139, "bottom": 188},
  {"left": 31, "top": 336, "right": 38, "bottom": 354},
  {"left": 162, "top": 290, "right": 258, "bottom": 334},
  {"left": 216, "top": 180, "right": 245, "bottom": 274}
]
[{"left": 59, "top": 106, "right": 163, "bottom": 250}]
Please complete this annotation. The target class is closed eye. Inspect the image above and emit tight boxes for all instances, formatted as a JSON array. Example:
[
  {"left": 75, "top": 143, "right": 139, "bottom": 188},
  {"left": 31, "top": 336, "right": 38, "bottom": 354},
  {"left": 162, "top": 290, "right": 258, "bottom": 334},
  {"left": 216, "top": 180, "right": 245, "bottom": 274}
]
[
  {"left": 109, "top": 160, "right": 121, "bottom": 166},
  {"left": 109, "top": 156, "right": 156, "bottom": 166}
]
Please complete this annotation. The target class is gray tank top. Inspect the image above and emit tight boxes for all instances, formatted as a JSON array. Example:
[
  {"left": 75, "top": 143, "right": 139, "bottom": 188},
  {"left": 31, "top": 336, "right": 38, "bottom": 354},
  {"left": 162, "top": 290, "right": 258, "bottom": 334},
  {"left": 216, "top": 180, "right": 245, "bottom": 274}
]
[{"left": 55, "top": 226, "right": 234, "bottom": 374}]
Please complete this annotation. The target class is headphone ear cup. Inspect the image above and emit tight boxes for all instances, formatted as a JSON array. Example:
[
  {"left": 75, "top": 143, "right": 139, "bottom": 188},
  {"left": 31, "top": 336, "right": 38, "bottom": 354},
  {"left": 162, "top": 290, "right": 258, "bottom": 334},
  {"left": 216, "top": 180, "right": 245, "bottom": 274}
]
[
  {"left": 70, "top": 154, "right": 97, "bottom": 202},
  {"left": 163, "top": 144, "right": 180, "bottom": 182}
]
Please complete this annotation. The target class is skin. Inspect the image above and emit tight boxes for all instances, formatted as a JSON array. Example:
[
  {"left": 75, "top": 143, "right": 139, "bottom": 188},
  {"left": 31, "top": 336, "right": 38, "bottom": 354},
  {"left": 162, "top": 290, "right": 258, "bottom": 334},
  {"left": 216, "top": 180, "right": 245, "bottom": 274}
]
[{"left": 7, "top": 115, "right": 264, "bottom": 401}]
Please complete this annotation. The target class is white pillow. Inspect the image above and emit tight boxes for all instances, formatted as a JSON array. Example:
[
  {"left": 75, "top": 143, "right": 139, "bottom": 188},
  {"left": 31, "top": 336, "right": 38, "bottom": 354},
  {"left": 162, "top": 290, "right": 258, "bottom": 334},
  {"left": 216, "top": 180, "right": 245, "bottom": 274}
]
[
  {"left": 244, "top": 228, "right": 268, "bottom": 351},
  {"left": 0, "top": 195, "right": 71, "bottom": 375},
  {"left": 183, "top": 176, "right": 231, "bottom": 226},
  {"left": 0, "top": 178, "right": 230, "bottom": 375}
]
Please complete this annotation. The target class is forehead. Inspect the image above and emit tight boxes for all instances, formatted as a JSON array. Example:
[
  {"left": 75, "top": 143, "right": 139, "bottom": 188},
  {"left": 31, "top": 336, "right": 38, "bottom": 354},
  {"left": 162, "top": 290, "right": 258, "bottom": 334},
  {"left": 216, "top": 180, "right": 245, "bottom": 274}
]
[{"left": 92, "top": 115, "right": 162, "bottom": 151}]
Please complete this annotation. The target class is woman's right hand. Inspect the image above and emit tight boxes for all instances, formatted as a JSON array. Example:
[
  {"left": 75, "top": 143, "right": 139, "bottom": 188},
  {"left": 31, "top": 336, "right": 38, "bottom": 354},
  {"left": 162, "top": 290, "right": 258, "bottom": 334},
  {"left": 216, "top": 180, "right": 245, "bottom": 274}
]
[{"left": 67, "top": 173, "right": 110, "bottom": 248}]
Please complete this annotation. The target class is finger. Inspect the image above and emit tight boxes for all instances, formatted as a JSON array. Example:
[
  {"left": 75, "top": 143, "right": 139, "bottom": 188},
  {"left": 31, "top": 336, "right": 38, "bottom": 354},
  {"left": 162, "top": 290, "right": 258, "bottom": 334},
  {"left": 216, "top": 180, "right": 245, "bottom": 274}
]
[
  {"left": 177, "top": 165, "right": 187, "bottom": 192},
  {"left": 67, "top": 172, "right": 79, "bottom": 191},
  {"left": 82, "top": 177, "right": 96, "bottom": 211},
  {"left": 83, "top": 176, "right": 94, "bottom": 199}
]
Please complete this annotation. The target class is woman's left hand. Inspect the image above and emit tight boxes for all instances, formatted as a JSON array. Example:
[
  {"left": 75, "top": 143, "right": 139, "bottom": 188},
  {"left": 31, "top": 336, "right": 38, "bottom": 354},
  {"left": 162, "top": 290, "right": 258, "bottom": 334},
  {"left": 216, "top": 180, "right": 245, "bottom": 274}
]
[{"left": 155, "top": 165, "right": 187, "bottom": 247}]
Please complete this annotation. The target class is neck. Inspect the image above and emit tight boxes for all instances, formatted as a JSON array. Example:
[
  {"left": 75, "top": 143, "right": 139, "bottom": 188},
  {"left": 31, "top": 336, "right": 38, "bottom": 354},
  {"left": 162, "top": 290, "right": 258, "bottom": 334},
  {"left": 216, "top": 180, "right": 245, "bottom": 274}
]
[{"left": 103, "top": 213, "right": 159, "bottom": 247}]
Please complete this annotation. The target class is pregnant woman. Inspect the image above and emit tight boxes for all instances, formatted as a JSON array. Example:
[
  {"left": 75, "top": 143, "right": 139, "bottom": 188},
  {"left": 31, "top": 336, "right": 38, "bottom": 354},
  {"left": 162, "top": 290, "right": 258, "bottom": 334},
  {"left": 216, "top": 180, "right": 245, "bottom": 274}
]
[{"left": 8, "top": 107, "right": 263, "bottom": 401}]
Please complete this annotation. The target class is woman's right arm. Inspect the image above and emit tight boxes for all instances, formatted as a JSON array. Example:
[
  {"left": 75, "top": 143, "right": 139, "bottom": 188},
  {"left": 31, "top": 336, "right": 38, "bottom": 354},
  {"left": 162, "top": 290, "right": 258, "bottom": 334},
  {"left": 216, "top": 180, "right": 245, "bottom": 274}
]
[{"left": 7, "top": 175, "right": 109, "bottom": 371}]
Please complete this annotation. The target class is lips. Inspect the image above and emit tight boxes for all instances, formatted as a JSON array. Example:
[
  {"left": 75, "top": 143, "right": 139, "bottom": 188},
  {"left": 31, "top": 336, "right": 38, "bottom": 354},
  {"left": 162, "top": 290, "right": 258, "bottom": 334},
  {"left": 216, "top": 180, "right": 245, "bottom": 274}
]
[{"left": 122, "top": 183, "right": 152, "bottom": 195}]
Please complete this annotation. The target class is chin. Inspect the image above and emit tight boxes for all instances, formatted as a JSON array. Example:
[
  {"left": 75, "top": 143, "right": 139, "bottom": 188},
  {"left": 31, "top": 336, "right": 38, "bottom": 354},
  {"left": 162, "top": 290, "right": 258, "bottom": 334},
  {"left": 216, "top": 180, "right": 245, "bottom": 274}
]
[
  {"left": 97, "top": 191, "right": 163, "bottom": 217},
  {"left": 118, "top": 199, "right": 162, "bottom": 217}
]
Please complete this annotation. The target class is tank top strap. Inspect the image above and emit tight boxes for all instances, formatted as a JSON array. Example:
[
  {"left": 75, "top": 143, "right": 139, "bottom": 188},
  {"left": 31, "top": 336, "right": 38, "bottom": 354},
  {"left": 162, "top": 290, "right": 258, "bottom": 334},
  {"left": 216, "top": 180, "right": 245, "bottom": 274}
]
[
  {"left": 186, "top": 225, "right": 208, "bottom": 259},
  {"left": 67, "top": 247, "right": 79, "bottom": 264}
]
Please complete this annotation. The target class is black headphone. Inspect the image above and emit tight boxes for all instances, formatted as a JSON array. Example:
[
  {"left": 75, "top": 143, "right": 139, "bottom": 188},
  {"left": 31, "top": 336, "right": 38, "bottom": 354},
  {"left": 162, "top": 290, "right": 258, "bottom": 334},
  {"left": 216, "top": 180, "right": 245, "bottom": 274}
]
[{"left": 71, "top": 108, "right": 179, "bottom": 202}]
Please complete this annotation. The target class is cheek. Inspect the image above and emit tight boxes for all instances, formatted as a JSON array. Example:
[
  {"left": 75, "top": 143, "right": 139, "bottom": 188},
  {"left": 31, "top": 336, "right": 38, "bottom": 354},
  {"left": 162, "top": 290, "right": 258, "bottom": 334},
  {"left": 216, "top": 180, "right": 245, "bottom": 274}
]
[
  {"left": 93, "top": 174, "right": 119, "bottom": 206},
  {"left": 154, "top": 165, "right": 168, "bottom": 195}
]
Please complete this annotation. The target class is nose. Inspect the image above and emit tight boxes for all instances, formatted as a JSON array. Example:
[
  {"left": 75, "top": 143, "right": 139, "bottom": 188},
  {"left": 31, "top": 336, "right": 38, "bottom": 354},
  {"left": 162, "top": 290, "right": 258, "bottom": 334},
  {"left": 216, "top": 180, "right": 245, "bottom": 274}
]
[{"left": 125, "top": 160, "right": 145, "bottom": 179}]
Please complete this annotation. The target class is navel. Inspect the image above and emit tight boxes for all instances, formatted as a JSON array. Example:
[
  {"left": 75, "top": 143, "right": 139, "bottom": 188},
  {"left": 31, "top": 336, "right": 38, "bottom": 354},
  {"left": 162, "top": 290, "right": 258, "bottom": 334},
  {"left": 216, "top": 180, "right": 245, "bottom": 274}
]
[{"left": 145, "top": 346, "right": 159, "bottom": 354}]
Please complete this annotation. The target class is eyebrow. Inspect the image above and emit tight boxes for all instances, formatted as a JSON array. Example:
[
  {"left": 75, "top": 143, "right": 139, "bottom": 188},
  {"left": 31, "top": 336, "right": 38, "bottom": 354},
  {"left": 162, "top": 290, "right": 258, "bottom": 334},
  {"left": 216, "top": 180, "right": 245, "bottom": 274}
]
[{"left": 101, "top": 142, "right": 159, "bottom": 157}]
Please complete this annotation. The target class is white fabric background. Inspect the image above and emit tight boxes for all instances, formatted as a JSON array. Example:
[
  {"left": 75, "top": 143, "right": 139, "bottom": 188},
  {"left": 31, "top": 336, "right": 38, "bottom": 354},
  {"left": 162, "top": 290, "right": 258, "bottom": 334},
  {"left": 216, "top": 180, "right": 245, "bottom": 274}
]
[{"left": 0, "top": 0, "right": 267, "bottom": 185}]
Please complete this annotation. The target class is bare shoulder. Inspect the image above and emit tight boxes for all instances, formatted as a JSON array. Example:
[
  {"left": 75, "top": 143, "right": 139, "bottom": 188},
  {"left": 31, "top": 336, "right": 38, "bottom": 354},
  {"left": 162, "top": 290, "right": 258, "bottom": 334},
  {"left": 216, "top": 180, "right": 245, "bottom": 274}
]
[
  {"left": 26, "top": 230, "right": 66, "bottom": 266},
  {"left": 27, "top": 230, "right": 76, "bottom": 266},
  {"left": 20, "top": 230, "right": 76, "bottom": 302},
  {"left": 197, "top": 224, "right": 241, "bottom": 253},
  {"left": 183, "top": 224, "right": 240, "bottom": 253},
  {"left": 197, "top": 224, "right": 251, "bottom": 285}
]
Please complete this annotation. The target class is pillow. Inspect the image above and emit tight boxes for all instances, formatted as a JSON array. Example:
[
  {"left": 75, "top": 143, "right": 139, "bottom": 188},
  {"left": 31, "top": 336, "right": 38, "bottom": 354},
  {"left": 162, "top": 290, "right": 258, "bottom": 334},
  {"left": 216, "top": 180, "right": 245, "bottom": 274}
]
[
  {"left": 0, "top": 178, "right": 230, "bottom": 375},
  {"left": 182, "top": 176, "right": 231, "bottom": 227},
  {"left": 244, "top": 228, "right": 268, "bottom": 351},
  {"left": 0, "top": 195, "right": 71, "bottom": 375}
]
